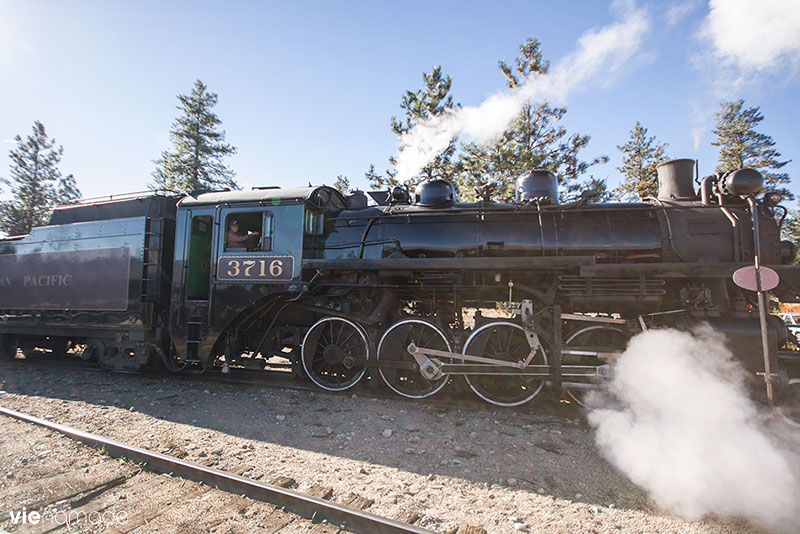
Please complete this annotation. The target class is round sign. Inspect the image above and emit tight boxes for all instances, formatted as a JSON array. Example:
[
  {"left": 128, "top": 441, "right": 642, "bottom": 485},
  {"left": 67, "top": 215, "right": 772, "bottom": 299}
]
[{"left": 732, "top": 265, "right": 780, "bottom": 292}]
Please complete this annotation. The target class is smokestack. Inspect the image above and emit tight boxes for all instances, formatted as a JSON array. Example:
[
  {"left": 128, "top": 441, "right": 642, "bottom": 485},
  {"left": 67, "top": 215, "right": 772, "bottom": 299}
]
[{"left": 657, "top": 159, "right": 696, "bottom": 200}]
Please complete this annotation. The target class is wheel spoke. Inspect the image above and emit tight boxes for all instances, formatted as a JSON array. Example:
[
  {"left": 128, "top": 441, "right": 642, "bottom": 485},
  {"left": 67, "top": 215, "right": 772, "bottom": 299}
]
[
  {"left": 378, "top": 319, "right": 450, "bottom": 399},
  {"left": 339, "top": 329, "right": 357, "bottom": 347},
  {"left": 302, "top": 318, "right": 368, "bottom": 392},
  {"left": 564, "top": 325, "right": 627, "bottom": 407},
  {"left": 492, "top": 328, "right": 502, "bottom": 354},
  {"left": 340, "top": 340, "right": 365, "bottom": 353},
  {"left": 464, "top": 322, "right": 548, "bottom": 407},
  {"left": 318, "top": 330, "right": 330, "bottom": 345}
]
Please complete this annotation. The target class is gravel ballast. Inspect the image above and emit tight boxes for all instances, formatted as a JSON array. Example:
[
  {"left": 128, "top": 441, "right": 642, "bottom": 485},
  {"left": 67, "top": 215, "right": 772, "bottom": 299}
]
[{"left": 0, "top": 360, "right": 763, "bottom": 533}]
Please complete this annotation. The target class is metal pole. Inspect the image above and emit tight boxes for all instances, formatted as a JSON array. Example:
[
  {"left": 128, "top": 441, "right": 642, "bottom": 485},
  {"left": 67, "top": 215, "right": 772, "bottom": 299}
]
[{"left": 747, "top": 196, "right": 774, "bottom": 405}]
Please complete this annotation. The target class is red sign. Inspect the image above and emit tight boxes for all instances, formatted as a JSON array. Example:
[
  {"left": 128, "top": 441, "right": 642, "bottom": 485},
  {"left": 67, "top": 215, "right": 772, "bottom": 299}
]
[{"left": 732, "top": 265, "right": 780, "bottom": 292}]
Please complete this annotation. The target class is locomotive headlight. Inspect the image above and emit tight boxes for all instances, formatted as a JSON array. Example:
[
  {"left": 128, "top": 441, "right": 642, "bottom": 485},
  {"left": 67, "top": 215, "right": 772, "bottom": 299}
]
[
  {"left": 764, "top": 191, "right": 783, "bottom": 206},
  {"left": 719, "top": 168, "right": 764, "bottom": 197}
]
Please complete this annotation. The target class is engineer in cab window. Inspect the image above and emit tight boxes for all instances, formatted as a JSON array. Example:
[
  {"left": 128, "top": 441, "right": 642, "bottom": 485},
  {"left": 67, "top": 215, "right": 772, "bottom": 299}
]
[{"left": 226, "top": 220, "right": 260, "bottom": 251}]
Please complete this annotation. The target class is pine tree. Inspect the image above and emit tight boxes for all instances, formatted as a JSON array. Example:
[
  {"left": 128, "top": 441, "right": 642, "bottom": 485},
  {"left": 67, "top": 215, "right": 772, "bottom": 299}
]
[
  {"left": 0, "top": 121, "right": 81, "bottom": 236},
  {"left": 376, "top": 66, "right": 459, "bottom": 190},
  {"left": 711, "top": 99, "right": 792, "bottom": 199},
  {"left": 615, "top": 121, "right": 668, "bottom": 200},
  {"left": 151, "top": 80, "right": 238, "bottom": 193},
  {"left": 333, "top": 174, "right": 350, "bottom": 194},
  {"left": 365, "top": 164, "right": 388, "bottom": 190},
  {"left": 456, "top": 38, "right": 608, "bottom": 202}
]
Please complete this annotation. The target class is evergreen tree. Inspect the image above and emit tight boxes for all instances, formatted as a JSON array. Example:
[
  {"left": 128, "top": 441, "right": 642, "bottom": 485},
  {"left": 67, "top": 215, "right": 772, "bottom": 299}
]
[
  {"left": 151, "top": 80, "right": 238, "bottom": 193},
  {"left": 375, "top": 66, "right": 459, "bottom": 190},
  {"left": 456, "top": 38, "right": 608, "bottom": 202},
  {"left": 711, "top": 99, "right": 792, "bottom": 199},
  {"left": 615, "top": 121, "right": 668, "bottom": 200},
  {"left": 333, "top": 174, "right": 350, "bottom": 194},
  {"left": 0, "top": 121, "right": 80, "bottom": 236},
  {"left": 365, "top": 164, "right": 387, "bottom": 190}
]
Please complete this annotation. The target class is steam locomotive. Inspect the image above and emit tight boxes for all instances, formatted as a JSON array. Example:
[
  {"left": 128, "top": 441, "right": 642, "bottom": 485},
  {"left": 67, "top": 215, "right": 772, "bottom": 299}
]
[{"left": 1, "top": 158, "right": 798, "bottom": 406}]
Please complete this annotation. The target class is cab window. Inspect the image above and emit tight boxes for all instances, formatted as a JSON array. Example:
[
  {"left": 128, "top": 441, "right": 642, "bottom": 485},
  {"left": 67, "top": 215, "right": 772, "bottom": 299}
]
[
  {"left": 223, "top": 212, "right": 273, "bottom": 252},
  {"left": 304, "top": 210, "right": 324, "bottom": 235}
]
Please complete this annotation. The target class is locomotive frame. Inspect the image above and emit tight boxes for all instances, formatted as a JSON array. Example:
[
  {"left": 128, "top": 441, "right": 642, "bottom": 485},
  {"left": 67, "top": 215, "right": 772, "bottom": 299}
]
[{"left": 0, "top": 160, "right": 799, "bottom": 407}]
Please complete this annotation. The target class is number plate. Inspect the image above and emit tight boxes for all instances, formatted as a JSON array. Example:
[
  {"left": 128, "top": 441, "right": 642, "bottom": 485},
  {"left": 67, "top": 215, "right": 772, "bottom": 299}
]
[{"left": 217, "top": 255, "right": 294, "bottom": 281}]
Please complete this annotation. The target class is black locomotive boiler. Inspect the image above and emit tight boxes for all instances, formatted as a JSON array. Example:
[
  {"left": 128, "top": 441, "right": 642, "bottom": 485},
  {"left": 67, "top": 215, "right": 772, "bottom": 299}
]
[{"left": 1, "top": 158, "right": 798, "bottom": 407}]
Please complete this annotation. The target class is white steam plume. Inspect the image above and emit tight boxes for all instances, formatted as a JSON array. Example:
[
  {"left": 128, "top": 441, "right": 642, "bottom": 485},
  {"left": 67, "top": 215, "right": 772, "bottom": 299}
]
[
  {"left": 393, "top": 0, "right": 651, "bottom": 183},
  {"left": 589, "top": 327, "right": 800, "bottom": 533},
  {"left": 699, "top": 0, "right": 800, "bottom": 77}
]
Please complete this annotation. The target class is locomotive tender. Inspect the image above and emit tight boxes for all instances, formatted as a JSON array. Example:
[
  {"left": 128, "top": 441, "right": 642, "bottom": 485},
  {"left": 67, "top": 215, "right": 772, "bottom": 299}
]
[{"left": 1, "top": 158, "right": 798, "bottom": 406}]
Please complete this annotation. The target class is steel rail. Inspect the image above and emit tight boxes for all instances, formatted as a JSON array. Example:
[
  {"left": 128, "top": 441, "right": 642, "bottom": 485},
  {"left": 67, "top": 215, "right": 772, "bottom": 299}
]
[{"left": 0, "top": 405, "right": 433, "bottom": 534}]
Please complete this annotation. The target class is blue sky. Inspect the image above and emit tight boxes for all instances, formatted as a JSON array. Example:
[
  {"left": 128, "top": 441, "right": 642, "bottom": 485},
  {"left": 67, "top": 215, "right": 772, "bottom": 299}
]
[{"left": 1, "top": 0, "right": 798, "bottom": 199}]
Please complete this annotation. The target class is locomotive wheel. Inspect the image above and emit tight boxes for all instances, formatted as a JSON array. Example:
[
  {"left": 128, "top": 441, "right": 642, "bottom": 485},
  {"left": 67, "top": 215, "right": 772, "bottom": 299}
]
[
  {"left": 301, "top": 317, "right": 369, "bottom": 391},
  {"left": 463, "top": 321, "right": 548, "bottom": 407},
  {"left": 377, "top": 318, "right": 451, "bottom": 399},
  {"left": 563, "top": 325, "right": 627, "bottom": 407}
]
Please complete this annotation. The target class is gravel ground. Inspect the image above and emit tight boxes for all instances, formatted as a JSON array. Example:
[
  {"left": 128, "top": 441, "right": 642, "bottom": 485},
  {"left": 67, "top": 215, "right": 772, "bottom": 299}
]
[
  {"left": 0, "top": 414, "right": 354, "bottom": 534},
  {"left": 0, "top": 358, "right": 764, "bottom": 534}
]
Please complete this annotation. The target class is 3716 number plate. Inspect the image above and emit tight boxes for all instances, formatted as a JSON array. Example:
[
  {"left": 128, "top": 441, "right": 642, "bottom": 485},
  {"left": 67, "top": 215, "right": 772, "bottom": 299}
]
[{"left": 217, "top": 256, "right": 294, "bottom": 281}]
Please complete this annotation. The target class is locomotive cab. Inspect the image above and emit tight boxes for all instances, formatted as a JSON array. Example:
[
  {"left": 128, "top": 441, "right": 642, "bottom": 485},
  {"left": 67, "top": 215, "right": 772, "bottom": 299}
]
[{"left": 168, "top": 186, "right": 344, "bottom": 366}]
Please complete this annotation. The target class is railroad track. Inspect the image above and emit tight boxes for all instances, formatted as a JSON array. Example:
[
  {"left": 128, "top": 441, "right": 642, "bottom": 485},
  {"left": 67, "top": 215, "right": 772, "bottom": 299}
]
[
  {"left": 6, "top": 354, "right": 579, "bottom": 417},
  {"left": 0, "top": 405, "right": 433, "bottom": 534}
]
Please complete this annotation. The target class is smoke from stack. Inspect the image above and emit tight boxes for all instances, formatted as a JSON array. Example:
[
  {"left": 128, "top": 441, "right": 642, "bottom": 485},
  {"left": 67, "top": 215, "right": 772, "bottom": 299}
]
[
  {"left": 393, "top": 0, "right": 651, "bottom": 184},
  {"left": 588, "top": 326, "right": 800, "bottom": 533}
]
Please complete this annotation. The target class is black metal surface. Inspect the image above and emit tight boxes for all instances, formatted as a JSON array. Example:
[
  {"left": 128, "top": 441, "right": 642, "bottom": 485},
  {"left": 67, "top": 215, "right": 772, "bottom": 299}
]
[
  {"left": 0, "top": 247, "right": 131, "bottom": 310},
  {"left": 551, "top": 305, "right": 563, "bottom": 397},
  {"left": 303, "top": 256, "right": 597, "bottom": 271},
  {"left": 438, "top": 363, "right": 599, "bottom": 376},
  {"left": 515, "top": 169, "right": 559, "bottom": 204},
  {"left": 581, "top": 262, "right": 762, "bottom": 277},
  {"left": 720, "top": 168, "right": 764, "bottom": 197},
  {"left": 0, "top": 196, "right": 177, "bottom": 350},
  {"left": 656, "top": 159, "right": 696, "bottom": 200},
  {"left": 49, "top": 193, "right": 179, "bottom": 225},
  {"left": 0, "top": 406, "right": 432, "bottom": 534},
  {"left": 415, "top": 179, "right": 456, "bottom": 207}
]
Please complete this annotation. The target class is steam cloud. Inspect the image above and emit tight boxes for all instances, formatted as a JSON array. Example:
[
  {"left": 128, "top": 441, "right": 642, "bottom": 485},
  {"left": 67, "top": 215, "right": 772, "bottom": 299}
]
[
  {"left": 685, "top": 0, "right": 800, "bottom": 160},
  {"left": 393, "top": 0, "right": 651, "bottom": 183},
  {"left": 588, "top": 327, "right": 800, "bottom": 533},
  {"left": 699, "top": 0, "right": 800, "bottom": 76}
]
